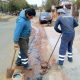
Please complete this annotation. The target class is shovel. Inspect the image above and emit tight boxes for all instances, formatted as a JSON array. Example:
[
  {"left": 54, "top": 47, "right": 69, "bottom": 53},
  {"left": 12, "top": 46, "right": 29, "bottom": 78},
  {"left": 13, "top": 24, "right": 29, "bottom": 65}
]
[{"left": 6, "top": 49, "right": 17, "bottom": 78}]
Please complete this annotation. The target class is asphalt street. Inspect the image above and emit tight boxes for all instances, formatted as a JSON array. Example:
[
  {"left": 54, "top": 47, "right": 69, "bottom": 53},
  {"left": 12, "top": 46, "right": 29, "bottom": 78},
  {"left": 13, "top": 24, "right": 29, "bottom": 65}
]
[{"left": 0, "top": 17, "right": 16, "bottom": 79}]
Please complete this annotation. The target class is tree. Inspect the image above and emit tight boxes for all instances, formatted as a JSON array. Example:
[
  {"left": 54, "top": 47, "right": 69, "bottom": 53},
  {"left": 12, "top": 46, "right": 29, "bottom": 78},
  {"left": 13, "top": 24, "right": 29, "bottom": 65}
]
[
  {"left": 8, "top": 0, "right": 31, "bottom": 13},
  {"left": 45, "top": 0, "right": 59, "bottom": 12},
  {"left": 45, "top": 0, "right": 52, "bottom": 12},
  {"left": 76, "top": 0, "right": 80, "bottom": 9},
  {"left": 0, "top": 1, "right": 9, "bottom": 12},
  {"left": 72, "top": 0, "right": 80, "bottom": 21},
  {"left": 51, "top": 0, "right": 59, "bottom": 6}
]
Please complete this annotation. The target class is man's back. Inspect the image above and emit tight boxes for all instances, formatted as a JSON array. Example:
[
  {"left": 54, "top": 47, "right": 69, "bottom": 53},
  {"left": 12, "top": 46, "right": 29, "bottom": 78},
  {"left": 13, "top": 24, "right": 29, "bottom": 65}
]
[{"left": 54, "top": 14, "right": 78, "bottom": 34}]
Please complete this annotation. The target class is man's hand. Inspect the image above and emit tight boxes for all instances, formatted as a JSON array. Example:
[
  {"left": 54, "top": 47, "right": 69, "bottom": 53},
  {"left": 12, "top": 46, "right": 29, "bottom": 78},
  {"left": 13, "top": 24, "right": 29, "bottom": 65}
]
[{"left": 14, "top": 43, "right": 19, "bottom": 51}]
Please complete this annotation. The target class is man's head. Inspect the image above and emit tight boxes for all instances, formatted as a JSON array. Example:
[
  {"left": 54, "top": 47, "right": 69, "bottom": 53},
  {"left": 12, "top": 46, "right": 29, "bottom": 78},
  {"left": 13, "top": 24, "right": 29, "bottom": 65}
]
[
  {"left": 25, "top": 8, "right": 36, "bottom": 19},
  {"left": 57, "top": 9, "right": 66, "bottom": 15}
]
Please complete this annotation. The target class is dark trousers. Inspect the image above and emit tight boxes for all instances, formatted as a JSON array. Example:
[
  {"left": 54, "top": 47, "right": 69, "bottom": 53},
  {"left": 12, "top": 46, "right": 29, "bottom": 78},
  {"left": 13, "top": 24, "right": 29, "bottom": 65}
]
[
  {"left": 58, "top": 33, "right": 75, "bottom": 65},
  {"left": 16, "top": 38, "right": 29, "bottom": 67}
]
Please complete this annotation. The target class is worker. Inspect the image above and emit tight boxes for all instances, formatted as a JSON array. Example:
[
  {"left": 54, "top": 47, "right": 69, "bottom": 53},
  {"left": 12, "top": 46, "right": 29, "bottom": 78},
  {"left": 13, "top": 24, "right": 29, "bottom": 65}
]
[
  {"left": 13, "top": 8, "right": 36, "bottom": 69},
  {"left": 54, "top": 9, "right": 78, "bottom": 66}
]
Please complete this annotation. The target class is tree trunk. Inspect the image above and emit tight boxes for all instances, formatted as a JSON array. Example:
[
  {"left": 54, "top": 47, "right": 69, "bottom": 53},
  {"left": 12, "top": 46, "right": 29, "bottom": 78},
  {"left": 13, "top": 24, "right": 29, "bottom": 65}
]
[{"left": 72, "top": 3, "right": 79, "bottom": 21}]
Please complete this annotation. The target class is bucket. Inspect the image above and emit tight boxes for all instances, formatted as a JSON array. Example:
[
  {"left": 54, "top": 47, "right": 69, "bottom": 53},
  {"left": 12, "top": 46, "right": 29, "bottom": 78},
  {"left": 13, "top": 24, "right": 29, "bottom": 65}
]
[{"left": 12, "top": 72, "right": 23, "bottom": 80}]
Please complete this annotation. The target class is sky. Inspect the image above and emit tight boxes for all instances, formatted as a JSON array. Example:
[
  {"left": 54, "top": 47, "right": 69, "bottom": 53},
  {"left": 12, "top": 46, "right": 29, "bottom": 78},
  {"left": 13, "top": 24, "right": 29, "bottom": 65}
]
[{"left": 26, "top": 0, "right": 45, "bottom": 7}]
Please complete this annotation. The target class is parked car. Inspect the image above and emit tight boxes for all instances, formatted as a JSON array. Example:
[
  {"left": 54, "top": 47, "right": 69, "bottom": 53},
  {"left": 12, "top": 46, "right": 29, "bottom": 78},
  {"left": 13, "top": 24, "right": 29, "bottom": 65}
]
[{"left": 39, "top": 12, "right": 52, "bottom": 24}]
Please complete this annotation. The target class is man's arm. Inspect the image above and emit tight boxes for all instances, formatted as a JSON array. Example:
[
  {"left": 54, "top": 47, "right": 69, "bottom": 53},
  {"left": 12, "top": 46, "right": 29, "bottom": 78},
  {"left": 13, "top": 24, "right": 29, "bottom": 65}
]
[
  {"left": 73, "top": 18, "right": 78, "bottom": 28},
  {"left": 13, "top": 21, "right": 25, "bottom": 50},
  {"left": 13, "top": 21, "right": 24, "bottom": 44},
  {"left": 54, "top": 18, "right": 62, "bottom": 33}
]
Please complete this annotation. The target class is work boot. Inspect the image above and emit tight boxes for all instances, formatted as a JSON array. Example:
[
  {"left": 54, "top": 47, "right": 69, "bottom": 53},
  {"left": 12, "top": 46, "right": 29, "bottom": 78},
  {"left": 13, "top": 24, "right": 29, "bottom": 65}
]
[
  {"left": 16, "top": 58, "right": 22, "bottom": 66},
  {"left": 57, "top": 60, "right": 63, "bottom": 66},
  {"left": 57, "top": 61, "right": 63, "bottom": 69},
  {"left": 68, "top": 57, "right": 73, "bottom": 62},
  {"left": 23, "top": 63, "right": 32, "bottom": 70}
]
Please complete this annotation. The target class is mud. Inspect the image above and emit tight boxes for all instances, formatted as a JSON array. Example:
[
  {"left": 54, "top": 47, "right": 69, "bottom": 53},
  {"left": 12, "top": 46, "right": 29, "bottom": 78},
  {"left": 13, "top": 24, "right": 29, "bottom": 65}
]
[
  {"left": 28, "top": 18, "right": 56, "bottom": 79},
  {"left": 27, "top": 17, "right": 70, "bottom": 80}
]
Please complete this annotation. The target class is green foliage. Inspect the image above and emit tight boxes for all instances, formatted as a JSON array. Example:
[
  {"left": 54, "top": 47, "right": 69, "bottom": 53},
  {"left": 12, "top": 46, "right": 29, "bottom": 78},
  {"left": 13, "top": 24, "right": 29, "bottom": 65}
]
[
  {"left": 8, "top": 0, "right": 31, "bottom": 12},
  {"left": 72, "top": 0, "right": 80, "bottom": 9},
  {"left": 0, "top": 1, "right": 9, "bottom": 12},
  {"left": 45, "top": 0, "right": 59, "bottom": 12},
  {"left": 0, "top": 0, "right": 31, "bottom": 13},
  {"left": 45, "top": 0, "right": 52, "bottom": 12},
  {"left": 76, "top": 0, "right": 80, "bottom": 9}
]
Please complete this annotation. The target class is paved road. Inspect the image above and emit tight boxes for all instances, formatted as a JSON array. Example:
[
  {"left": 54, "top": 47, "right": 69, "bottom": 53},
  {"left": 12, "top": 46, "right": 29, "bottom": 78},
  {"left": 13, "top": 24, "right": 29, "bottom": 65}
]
[{"left": 0, "top": 17, "right": 16, "bottom": 79}]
